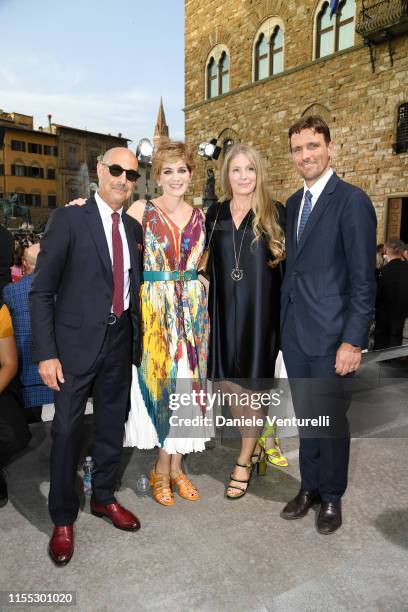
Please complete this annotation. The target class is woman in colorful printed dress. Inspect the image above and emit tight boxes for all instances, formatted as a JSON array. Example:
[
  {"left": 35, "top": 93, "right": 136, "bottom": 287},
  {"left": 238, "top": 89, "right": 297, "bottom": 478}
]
[{"left": 124, "top": 140, "right": 210, "bottom": 506}]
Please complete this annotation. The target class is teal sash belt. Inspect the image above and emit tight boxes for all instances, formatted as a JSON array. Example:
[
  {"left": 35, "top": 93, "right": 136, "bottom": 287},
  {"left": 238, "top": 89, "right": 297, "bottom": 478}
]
[{"left": 142, "top": 270, "right": 199, "bottom": 282}]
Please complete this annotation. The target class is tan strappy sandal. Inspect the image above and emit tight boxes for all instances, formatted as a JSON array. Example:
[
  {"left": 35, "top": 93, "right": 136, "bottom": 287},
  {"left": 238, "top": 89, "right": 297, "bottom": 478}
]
[
  {"left": 170, "top": 471, "right": 200, "bottom": 501},
  {"left": 150, "top": 463, "right": 174, "bottom": 506}
]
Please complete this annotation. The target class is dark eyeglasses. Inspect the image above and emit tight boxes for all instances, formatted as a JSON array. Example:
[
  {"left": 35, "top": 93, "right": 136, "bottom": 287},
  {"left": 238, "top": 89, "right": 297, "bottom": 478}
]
[{"left": 101, "top": 162, "right": 140, "bottom": 182}]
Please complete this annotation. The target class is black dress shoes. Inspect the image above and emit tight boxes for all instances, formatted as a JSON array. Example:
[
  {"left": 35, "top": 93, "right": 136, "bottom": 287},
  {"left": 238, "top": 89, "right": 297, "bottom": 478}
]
[
  {"left": 280, "top": 489, "right": 321, "bottom": 520},
  {"left": 317, "top": 501, "right": 342, "bottom": 534}
]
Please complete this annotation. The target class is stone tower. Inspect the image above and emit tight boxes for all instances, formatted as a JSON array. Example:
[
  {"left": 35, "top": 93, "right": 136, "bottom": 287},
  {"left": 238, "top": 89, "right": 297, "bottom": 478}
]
[{"left": 153, "top": 97, "right": 169, "bottom": 150}]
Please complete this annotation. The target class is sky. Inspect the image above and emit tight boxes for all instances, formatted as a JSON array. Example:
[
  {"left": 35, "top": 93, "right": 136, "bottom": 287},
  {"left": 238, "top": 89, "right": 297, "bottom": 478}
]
[{"left": 0, "top": 0, "right": 185, "bottom": 150}]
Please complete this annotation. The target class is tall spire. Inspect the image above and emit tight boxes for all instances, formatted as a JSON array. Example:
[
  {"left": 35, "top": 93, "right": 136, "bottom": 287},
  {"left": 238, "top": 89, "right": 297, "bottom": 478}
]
[{"left": 153, "top": 97, "right": 169, "bottom": 149}]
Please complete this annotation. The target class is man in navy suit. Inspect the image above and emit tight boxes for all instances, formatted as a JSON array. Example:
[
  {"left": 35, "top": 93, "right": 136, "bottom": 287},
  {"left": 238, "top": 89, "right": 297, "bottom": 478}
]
[
  {"left": 30, "top": 147, "right": 143, "bottom": 564},
  {"left": 280, "top": 116, "right": 377, "bottom": 534},
  {"left": 374, "top": 238, "right": 408, "bottom": 349}
]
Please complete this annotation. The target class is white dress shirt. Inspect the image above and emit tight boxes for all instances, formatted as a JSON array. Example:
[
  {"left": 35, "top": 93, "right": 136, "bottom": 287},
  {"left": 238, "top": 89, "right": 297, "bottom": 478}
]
[
  {"left": 297, "top": 168, "right": 334, "bottom": 238},
  {"left": 95, "top": 192, "right": 131, "bottom": 311}
]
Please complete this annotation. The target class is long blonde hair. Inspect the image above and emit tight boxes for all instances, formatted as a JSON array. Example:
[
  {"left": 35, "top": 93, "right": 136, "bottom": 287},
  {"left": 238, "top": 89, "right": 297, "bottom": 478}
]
[{"left": 220, "top": 144, "right": 285, "bottom": 267}]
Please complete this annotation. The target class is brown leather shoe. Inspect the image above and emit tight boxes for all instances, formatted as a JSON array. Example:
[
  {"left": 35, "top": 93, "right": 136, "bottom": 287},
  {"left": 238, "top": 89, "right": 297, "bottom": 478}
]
[
  {"left": 90, "top": 500, "right": 141, "bottom": 531},
  {"left": 280, "top": 489, "right": 321, "bottom": 520},
  {"left": 48, "top": 525, "right": 74, "bottom": 566},
  {"left": 317, "top": 501, "right": 342, "bottom": 534}
]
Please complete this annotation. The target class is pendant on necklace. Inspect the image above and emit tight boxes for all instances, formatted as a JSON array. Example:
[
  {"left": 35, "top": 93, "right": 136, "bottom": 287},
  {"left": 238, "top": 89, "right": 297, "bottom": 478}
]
[{"left": 231, "top": 268, "right": 243, "bottom": 281}]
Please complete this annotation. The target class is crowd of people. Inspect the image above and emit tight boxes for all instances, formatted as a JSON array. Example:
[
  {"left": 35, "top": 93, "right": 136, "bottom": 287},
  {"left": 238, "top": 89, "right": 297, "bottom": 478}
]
[
  {"left": 0, "top": 115, "right": 406, "bottom": 568},
  {"left": 0, "top": 235, "right": 52, "bottom": 509}
]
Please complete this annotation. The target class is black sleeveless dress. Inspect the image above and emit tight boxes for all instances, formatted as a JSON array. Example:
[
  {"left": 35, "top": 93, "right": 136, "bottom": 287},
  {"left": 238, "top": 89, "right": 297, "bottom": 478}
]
[{"left": 205, "top": 200, "right": 285, "bottom": 389}]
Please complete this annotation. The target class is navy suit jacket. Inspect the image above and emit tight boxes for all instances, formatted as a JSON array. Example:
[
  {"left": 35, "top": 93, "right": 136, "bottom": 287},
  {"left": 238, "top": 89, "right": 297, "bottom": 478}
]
[
  {"left": 29, "top": 196, "right": 143, "bottom": 374},
  {"left": 281, "top": 172, "right": 377, "bottom": 356}
]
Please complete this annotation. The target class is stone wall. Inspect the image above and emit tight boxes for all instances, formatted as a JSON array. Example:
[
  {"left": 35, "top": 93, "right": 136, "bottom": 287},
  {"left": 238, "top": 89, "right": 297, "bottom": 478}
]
[{"left": 184, "top": 0, "right": 408, "bottom": 240}]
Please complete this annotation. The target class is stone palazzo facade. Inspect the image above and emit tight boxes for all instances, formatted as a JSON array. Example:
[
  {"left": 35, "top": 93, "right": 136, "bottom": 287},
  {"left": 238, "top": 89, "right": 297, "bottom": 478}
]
[{"left": 184, "top": 0, "right": 408, "bottom": 242}]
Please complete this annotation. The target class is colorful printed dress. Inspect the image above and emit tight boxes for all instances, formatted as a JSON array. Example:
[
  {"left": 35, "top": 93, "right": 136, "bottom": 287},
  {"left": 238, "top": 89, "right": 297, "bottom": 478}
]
[{"left": 124, "top": 201, "right": 211, "bottom": 453}]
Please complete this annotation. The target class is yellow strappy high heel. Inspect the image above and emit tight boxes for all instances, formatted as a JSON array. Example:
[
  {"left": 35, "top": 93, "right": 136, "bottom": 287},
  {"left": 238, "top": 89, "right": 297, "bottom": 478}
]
[{"left": 257, "top": 423, "right": 289, "bottom": 468}]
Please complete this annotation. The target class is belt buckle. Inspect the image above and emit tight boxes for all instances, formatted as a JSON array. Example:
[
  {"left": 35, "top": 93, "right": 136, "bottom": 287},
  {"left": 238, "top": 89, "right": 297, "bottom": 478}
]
[
  {"left": 108, "top": 313, "right": 118, "bottom": 325},
  {"left": 178, "top": 270, "right": 191, "bottom": 282}
]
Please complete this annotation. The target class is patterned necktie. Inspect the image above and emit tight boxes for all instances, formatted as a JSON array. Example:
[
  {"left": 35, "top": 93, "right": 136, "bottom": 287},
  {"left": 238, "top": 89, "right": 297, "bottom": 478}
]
[
  {"left": 111, "top": 212, "right": 124, "bottom": 317},
  {"left": 298, "top": 189, "right": 313, "bottom": 242}
]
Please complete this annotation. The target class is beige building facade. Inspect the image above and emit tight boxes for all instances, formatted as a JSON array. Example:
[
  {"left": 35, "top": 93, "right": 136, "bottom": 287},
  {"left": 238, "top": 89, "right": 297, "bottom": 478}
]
[
  {"left": 184, "top": 0, "right": 408, "bottom": 242},
  {"left": 0, "top": 98, "right": 170, "bottom": 227},
  {"left": 0, "top": 111, "right": 58, "bottom": 226},
  {"left": 44, "top": 118, "right": 129, "bottom": 207}
]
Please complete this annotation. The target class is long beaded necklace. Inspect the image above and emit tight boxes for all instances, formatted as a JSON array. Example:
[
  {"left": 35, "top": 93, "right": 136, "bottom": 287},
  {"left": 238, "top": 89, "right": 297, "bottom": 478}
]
[{"left": 231, "top": 211, "right": 251, "bottom": 281}]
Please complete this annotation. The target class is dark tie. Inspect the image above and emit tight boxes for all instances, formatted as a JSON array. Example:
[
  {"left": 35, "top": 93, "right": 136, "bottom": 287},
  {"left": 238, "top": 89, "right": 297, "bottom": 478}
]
[
  {"left": 111, "top": 212, "right": 124, "bottom": 317},
  {"left": 298, "top": 189, "right": 312, "bottom": 241}
]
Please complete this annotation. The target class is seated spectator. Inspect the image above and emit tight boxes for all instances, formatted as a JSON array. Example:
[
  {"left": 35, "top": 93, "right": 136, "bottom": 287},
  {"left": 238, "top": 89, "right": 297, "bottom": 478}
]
[
  {"left": 3, "top": 244, "right": 53, "bottom": 423},
  {"left": 10, "top": 243, "right": 25, "bottom": 283},
  {"left": 374, "top": 239, "right": 408, "bottom": 349},
  {"left": 0, "top": 224, "right": 14, "bottom": 297},
  {"left": 0, "top": 300, "right": 31, "bottom": 506}
]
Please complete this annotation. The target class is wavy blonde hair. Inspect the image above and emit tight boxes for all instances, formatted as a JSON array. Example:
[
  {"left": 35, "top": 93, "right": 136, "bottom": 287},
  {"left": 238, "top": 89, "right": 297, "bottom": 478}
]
[{"left": 220, "top": 144, "right": 285, "bottom": 267}]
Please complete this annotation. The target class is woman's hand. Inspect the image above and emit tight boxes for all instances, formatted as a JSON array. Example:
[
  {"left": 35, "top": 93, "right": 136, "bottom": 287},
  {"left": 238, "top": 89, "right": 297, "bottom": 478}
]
[{"left": 65, "top": 198, "right": 87, "bottom": 207}]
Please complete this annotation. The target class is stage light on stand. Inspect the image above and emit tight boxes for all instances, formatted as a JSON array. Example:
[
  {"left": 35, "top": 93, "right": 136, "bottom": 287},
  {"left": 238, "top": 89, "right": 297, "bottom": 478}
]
[
  {"left": 136, "top": 138, "right": 154, "bottom": 200},
  {"left": 197, "top": 138, "right": 221, "bottom": 160}
]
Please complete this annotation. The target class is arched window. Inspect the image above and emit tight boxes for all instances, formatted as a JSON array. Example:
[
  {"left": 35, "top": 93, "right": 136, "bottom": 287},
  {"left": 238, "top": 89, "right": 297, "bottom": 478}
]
[
  {"left": 316, "top": 0, "right": 355, "bottom": 59},
  {"left": 337, "top": 0, "right": 355, "bottom": 51},
  {"left": 271, "top": 26, "right": 284, "bottom": 75},
  {"left": 253, "top": 17, "right": 285, "bottom": 82},
  {"left": 207, "top": 57, "right": 218, "bottom": 99},
  {"left": 316, "top": 2, "right": 334, "bottom": 58},
  {"left": 205, "top": 46, "right": 230, "bottom": 99},
  {"left": 219, "top": 52, "right": 230, "bottom": 95},
  {"left": 255, "top": 34, "right": 269, "bottom": 80}
]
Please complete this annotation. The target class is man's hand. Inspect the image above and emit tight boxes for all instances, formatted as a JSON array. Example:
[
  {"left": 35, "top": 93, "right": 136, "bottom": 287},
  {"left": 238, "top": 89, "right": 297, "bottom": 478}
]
[
  {"left": 335, "top": 343, "right": 362, "bottom": 376},
  {"left": 38, "top": 358, "right": 65, "bottom": 391}
]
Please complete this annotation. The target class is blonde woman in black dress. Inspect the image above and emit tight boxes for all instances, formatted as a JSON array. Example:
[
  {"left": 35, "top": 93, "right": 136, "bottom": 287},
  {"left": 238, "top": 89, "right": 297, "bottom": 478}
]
[{"left": 206, "top": 144, "right": 286, "bottom": 498}]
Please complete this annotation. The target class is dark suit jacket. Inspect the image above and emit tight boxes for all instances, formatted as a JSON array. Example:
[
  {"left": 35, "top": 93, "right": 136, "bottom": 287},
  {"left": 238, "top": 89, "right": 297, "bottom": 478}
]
[
  {"left": 29, "top": 196, "right": 143, "bottom": 374},
  {"left": 0, "top": 225, "right": 14, "bottom": 295},
  {"left": 376, "top": 259, "right": 408, "bottom": 324},
  {"left": 281, "top": 172, "right": 377, "bottom": 356}
]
